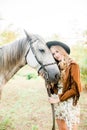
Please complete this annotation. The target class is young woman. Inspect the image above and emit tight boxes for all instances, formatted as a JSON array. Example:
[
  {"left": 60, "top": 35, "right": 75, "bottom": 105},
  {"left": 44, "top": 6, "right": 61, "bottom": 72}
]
[{"left": 46, "top": 41, "right": 82, "bottom": 130}]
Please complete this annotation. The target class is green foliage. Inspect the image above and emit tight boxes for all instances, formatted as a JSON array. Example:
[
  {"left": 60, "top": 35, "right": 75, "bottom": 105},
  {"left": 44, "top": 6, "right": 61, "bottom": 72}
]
[
  {"left": 71, "top": 44, "right": 87, "bottom": 85},
  {"left": 0, "top": 30, "right": 19, "bottom": 45},
  {"left": 27, "top": 73, "right": 38, "bottom": 80}
]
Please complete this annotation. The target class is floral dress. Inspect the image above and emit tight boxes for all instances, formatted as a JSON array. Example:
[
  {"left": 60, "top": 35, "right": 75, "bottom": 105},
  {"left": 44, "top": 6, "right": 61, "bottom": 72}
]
[{"left": 53, "top": 82, "right": 80, "bottom": 130}]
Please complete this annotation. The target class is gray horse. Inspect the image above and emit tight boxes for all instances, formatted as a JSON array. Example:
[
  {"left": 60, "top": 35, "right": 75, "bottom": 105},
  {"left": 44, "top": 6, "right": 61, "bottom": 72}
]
[
  {"left": 0, "top": 31, "right": 60, "bottom": 130},
  {"left": 0, "top": 31, "right": 60, "bottom": 96}
]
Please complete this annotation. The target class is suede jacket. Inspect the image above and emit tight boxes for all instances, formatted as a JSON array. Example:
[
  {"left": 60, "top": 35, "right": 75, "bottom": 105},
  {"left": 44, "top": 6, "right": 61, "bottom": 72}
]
[{"left": 59, "top": 62, "right": 82, "bottom": 105}]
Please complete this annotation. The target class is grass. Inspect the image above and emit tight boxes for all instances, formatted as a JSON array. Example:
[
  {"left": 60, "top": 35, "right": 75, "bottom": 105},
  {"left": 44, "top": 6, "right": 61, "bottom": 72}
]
[
  {"left": 32, "top": 125, "right": 38, "bottom": 130},
  {"left": 0, "top": 66, "right": 86, "bottom": 130},
  {"left": 0, "top": 117, "right": 14, "bottom": 130},
  {"left": 0, "top": 29, "right": 87, "bottom": 130}
]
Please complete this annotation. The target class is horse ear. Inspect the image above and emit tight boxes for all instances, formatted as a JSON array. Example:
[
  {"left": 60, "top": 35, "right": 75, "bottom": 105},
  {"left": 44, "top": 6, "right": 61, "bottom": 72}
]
[{"left": 24, "top": 30, "right": 32, "bottom": 41}]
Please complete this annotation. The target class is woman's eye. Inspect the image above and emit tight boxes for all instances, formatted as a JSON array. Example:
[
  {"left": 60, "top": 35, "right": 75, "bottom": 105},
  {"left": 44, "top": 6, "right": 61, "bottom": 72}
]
[
  {"left": 56, "top": 51, "right": 59, "bottom": 53},
  {"left": 39, "top": 49, "right": 45, "bottom": 53}
]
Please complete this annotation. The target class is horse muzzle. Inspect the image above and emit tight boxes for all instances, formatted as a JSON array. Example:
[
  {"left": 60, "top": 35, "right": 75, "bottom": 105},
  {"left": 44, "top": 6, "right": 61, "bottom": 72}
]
[{"left": 38, "top": 63, "right": 60, "bottom": 84}]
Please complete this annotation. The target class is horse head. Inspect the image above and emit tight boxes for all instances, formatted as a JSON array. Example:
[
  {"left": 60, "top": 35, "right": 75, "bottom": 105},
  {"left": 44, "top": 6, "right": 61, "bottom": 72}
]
[{"left": 24, "top": 30, "right": 60, "bottom": 84}]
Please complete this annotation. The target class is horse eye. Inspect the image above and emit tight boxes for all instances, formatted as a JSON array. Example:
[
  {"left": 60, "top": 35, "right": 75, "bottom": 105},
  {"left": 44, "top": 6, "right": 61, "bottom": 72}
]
[{"left": 39, "top": 49, "right": 45, "bottom": 53}]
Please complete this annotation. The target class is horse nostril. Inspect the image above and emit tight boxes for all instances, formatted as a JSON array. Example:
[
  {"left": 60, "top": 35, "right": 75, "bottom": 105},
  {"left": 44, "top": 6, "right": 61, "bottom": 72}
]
[
  {"left": 46, "top": 78, "right": 49, "bottom": 81},
  {"left": 55, "top": 74, "right": 59, "bottom": 80},
  {"left": 44, "top": 72, "right": 49, "bottom": 81}
]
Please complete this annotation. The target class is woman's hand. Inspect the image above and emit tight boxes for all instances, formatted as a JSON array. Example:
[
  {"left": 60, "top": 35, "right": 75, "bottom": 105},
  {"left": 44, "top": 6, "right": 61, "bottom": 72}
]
[{"left": 48, "top": 96, "right": 60, "bottom": 104}]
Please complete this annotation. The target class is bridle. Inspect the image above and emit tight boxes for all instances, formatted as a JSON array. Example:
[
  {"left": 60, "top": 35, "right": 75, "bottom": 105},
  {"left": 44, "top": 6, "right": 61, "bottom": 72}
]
[{"left": 26, "top": 38, "right": 57, "bottom": 74}]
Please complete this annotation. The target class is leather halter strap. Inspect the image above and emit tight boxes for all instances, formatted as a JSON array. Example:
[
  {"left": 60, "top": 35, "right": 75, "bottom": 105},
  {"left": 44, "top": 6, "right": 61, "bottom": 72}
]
[{"left": 26, "top": 38, "right": 57, "bottom": 74}]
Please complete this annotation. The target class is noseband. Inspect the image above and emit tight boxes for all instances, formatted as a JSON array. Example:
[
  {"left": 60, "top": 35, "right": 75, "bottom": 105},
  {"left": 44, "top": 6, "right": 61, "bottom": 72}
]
[
  {"left": 38, "top": 62, "right": 57, "bottom": 74},
  {"left": 26, "top": 39, "right": 57, "bottom": 74}
]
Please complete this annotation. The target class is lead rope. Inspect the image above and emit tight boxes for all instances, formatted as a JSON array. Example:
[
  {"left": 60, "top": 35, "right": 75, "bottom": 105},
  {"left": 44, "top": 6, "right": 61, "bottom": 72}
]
[{"left": 45, "top": 82, "right": 55, "bottom": 130}]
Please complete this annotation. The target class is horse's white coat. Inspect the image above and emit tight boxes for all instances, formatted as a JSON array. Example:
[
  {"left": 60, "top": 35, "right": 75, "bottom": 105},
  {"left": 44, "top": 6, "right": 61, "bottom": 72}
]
[{"left": 26, "top": 48, "right": 40, "bottom": 70}]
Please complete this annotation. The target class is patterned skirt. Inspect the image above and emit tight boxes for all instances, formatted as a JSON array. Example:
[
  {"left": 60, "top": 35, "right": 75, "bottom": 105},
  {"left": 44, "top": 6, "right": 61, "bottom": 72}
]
[{"left": 52, "top": 89, "right": 80, "bottom": 130}]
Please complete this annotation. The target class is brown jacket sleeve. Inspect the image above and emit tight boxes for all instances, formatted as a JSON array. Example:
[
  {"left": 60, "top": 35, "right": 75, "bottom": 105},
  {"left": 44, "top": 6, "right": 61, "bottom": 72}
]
[
  {"left": 71, "top": 63, "right": 82, "bottom": 92},
  {"left": 60, "top": 84, "right": 77, "bottom": 101},
  {"left": 60, "top": 63, "right": 82, "bottom": 102}
]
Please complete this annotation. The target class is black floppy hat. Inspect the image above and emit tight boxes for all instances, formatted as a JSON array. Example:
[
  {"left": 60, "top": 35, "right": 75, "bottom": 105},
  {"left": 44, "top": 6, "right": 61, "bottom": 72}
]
[{"left": 46, "top": 41, "right": 70, "bottom": 54}]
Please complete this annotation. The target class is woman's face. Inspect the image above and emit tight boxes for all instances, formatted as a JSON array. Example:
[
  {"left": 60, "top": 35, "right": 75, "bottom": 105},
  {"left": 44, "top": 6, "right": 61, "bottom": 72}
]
[{"left": 50, "top": 46, "right": 64, "bottom": 62}]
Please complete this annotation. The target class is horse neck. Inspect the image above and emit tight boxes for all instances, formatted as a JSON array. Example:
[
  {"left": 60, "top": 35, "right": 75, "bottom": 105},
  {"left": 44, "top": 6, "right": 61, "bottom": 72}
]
[{"left": 0, "top": 37, "right": 29, "bottom": 85}]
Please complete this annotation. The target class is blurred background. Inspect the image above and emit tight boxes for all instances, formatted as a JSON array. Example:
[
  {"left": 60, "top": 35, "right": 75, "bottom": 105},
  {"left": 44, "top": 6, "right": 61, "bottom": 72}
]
[
  {"left": 0, "top": 0, "right": 87, "bottom": 130},
  {"left": 0, "top": 0, "right": 87, "bottom": 44}
]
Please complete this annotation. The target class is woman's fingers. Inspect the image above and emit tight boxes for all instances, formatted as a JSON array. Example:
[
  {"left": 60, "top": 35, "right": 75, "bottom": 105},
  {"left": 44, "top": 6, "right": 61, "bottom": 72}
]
[{"left": 48, "top": 96, "right": 60, "bottom": 104}]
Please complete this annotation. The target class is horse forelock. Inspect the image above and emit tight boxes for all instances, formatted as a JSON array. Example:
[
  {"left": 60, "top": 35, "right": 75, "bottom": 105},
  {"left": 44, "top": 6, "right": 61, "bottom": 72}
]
[{"left": 32, "top": 34, "right": 45, "bottom": 45}]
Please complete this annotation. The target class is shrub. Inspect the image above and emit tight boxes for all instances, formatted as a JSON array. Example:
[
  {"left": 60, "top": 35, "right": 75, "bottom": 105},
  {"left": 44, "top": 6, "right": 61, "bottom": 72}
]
[{"left": 27, "top": 73, "right": 38, "bottom": 80}]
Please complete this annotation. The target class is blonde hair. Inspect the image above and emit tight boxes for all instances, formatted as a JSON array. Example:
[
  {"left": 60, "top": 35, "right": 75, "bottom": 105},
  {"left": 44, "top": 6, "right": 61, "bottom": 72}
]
[{"left": 51, "top": 45, "right": 69, "bottom": 57}]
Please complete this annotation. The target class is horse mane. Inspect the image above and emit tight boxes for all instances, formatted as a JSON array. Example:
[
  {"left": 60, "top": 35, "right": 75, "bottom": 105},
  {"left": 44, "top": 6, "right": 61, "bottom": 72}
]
[
  {"left": 0, "top": 37, "right": 29, "bottom": 73},
  {"left": 0, "top": 34, "right": 43, "bottom": 84}
]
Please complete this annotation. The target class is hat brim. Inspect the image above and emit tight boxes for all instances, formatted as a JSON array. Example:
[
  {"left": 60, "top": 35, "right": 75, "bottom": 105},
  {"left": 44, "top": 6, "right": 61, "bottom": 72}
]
[{"left": 46, "top": 41, "right": 70, "bottom": 54}]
